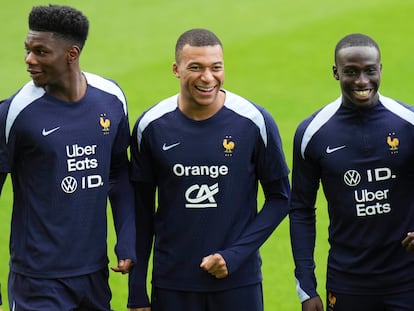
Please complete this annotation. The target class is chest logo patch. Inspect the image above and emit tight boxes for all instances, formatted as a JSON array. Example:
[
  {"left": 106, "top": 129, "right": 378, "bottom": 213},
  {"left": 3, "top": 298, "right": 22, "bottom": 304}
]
[
  {"left": 223, "top": 135, "right": 235, "bottom": 156},
  {"left": 185, "top": 183, "right": 219, "bottom": 208},
  {"left": 326, "top": 145, "right": 346, "bottom": 154},
  {"left": 42, "top": 126, "right": 60, "bottom": 136},
  {"left": 100, "top": 113, "right": 110, "bottom": 135},
  {"left": 387, "top": 132, "right": 399, "bottom": 154},
  {"left": 163, "top": 142, "right": 180, "bottom": 151}
]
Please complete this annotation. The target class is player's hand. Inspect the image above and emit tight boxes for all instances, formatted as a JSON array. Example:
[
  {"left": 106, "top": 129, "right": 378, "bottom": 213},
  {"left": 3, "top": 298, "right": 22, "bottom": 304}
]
[
  {"left": 111, "top": 259, "right": 133, "bottom": 274},
  {"left": 402, "top": 232, "right": 414, "bottom": 254},
  {"left": 200, "top": 253, "right": 228, "bottom": 279},
  {"left": 128, "top": 308, "right": 150, "bottom": 311},
  {"left": 302, "top": 296, "right": 324, "bottom": 311}
]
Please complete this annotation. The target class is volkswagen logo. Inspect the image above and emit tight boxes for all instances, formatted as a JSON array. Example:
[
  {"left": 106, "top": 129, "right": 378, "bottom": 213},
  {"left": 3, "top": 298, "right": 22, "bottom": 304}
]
[
  {"left": 61, "top": 176, "right": 78, "bottom": 193},
  {"left": 343, "top": 170, "right": 361, "bottom": 187}
]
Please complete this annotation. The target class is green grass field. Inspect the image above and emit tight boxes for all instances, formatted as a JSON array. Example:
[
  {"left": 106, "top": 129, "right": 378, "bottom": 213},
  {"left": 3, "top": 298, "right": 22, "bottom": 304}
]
[{"left": 1, "top": 0, "right": 413, "bottom": 309}]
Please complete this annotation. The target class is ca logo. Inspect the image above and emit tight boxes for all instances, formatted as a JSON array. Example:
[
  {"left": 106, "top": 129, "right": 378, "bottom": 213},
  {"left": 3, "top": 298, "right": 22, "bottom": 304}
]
[{"left": 185, "top": 183, "right": 219, "bottom": 208}]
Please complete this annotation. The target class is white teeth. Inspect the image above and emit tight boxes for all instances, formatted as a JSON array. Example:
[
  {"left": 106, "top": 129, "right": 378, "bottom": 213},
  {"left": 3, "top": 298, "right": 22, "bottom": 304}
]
[
  {"left": 354, "top": 90, "right": 370, "bottom": 97},
  {"left": 197, "top": 86, "right": 214, "bottom": 92}
]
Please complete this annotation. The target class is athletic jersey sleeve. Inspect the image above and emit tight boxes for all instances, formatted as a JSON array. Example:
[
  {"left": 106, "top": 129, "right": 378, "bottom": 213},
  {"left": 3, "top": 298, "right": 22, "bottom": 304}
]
[
  {"left": 108, "top": 108, "right": 136, "bottom": 262},
  {"left": 0, "top": 99, "right": 10, "bottom": 175},
  {"left": 127, "top": 122, "right": 155, "bottom": 308},
  {"left": 218, "top": 109, "right": 290, "bottom": 274},
  {"left": 0, "top": 99, "right": 9, "bottom": 196},
  {"left": 289, "top": 118, "right": 321, "bottom": 302},
  {"left": 108, "top": 149, "right": 136, "bottom": 262},
  {"left": 219, "top": 178, "right": 290, "bottom": 274},
  {"left": 0, "top": 173, "right": 6, "bottom": 196}
]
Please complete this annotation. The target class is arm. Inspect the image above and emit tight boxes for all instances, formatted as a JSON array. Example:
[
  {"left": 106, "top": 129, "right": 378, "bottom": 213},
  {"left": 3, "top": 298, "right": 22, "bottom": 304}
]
[
  {"left": 402, "top": 232, "right": 414, "bottom": 254},
  {"left": 0, "top": 173, "right": 6, "bottom": 195},
  {"left": 203, "top": 108, "right": 291, "bottom": 277},
  {"left": 127, "top": 181, "right": 155, "bottom": 309},
  {"left": 289, "top": 127, "right": 323, "bottom": 309},
  {"left": 108, "top": 150, "right": 136, "bottom": 273},
  {"left": 127, "top": 118, "right": 156, "bottom": 309},
  {"left": 206, "top": 177, "right": 290, "bottom": 277},
  {"left": 302, "top": 296, "right": 324, "bottom": 311}
]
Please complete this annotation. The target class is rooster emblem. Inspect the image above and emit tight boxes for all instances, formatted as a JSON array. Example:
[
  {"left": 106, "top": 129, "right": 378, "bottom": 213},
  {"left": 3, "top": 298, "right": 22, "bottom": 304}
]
[
  {"left": 223, "top": 135, "right": 235, "bottom": 156},
  {"left": 387, "top": 132, "right": 399, "bottom": 154},
  {"left": 100, "top": 113, "right": 110, "bottom": 134},
  {"left": 327, "top": 292, "right": 336, "bottom": 311}
]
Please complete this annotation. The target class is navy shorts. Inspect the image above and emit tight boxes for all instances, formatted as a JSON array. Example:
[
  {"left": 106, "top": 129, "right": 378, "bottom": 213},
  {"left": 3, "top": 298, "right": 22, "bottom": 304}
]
[
  {"left": 327, "top": 290, "right": 414, "bottom": 311},
  {"left": 151, "top": 283, "right": 263, "bottom": 311},
  {"left": 8, "top": 268, "right": 112, "bottom": 311}
]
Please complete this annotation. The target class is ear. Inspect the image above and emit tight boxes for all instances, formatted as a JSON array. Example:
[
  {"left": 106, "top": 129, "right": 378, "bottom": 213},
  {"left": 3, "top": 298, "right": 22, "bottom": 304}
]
[
  {"left": 332, "top": 65, "right": 339, "bottom": 80},
  {"left": 66, "top": 45, "right": 81, "bottom": 64},
  {"left": 172, "top": 62, "right": 180, "bottom": 78}
]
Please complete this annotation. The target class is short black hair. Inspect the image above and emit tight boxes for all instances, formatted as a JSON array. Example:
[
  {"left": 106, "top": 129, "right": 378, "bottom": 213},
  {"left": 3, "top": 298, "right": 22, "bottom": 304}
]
[
  {"left": 175, "top": 28, "right": 222, "bottom": 62},
  {"left": 334, "top": 33, "right": 380, "bottom": 64},
  {"left": 29, "top": 4, "right": 89, "bottom": 50}
]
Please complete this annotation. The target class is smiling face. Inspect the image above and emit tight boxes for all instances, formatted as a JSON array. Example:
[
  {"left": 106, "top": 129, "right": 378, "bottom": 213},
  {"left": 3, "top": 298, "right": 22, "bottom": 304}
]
[
  {"left": 333, "top": 46, "right": 382, "bottom": 109},
  {"left": 173, "top": 44, "right": 225, "bottom": 119},
  {"left": 24, "top": 30, "right": 73, "bottom": 88}
]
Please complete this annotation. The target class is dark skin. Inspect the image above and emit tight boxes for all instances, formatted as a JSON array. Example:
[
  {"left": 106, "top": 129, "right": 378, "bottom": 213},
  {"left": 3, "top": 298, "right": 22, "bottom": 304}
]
[
  {"left": 402, "top": 232, "right": 414, "bottom": 254},
  {"left": 23, "top": 29, "right": 133, "bottom": 274},
  {"left": 25, "top": 30, "right": 86, "bottom": 102},
  {"left": 303, "top": 45, "right": 414, "bottom": 311},
  {"left": 333, "top": 46, "right": 381, "bottom": 110},
  {"left": 128, "top": 44, "right": 229, "bottom": 311},
  {"left": 303, "top": 45, "right": 382, "bottom": 311}
]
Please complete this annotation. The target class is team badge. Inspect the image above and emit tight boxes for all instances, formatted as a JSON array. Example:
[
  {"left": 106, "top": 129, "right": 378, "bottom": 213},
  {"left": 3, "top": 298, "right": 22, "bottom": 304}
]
[
  {"left": 100, "top": 113, "right": 110, "bottom": 135},
  {"left": 327, "top": 292, "right": 336, "bottom": 311},
  {"left": 386, "top": 132, "right": 399, "bottom": 154},
  {"left": 222, "top": 135, "right": 235, "bottom": 156}
]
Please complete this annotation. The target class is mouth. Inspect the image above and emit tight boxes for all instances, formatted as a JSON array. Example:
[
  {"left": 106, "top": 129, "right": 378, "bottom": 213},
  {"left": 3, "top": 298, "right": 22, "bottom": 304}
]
[
  {"left": 195, "top": 85, "right": 216, "bottom": 93},
  {"left": 353, "top": 89, "right": 373, "bottom": 98},
  {"left": 27, "top": 69, "right": 42, "bottom": 78}
]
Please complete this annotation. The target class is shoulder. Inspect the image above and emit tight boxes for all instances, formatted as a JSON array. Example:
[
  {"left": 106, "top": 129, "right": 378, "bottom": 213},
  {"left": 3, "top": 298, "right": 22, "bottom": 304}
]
[
  {"left": 133, "top": 94, "right": 178, "bottom": 144},
  {"left": 294, "top": 96, "right": 342, "bottom": 159},
  {"left": 2, "top": 81, "right": 45, "bottom": 120},
  {"left": 84, "top": 72, "right": 127, "bottom": 114},
  {"left": 379, "top": 94, "right": 414, "bottom": 124},
  {"left": 224, "top": 90, "right": 276, "bottom": 145},
  {"left": 223, "top": 90, "right": 268, "bottom": 120},
  {"left": 0, "top": 81, "right": 45, "bottom": 143},
  {"left": 296, "top": 96, "right": 342, "bottom": 134},
  {"left": 136, "top": 94, "right": 178, "bottom": 129}
]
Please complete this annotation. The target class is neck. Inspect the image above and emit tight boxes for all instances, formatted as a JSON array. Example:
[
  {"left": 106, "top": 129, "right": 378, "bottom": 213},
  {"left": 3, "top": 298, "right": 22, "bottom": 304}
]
[
  {"left": 45, "top": 71, "right": 87, "bottom": 102},
  {"left": 178, "top": 91, "right": 225, "bottom": 121}
]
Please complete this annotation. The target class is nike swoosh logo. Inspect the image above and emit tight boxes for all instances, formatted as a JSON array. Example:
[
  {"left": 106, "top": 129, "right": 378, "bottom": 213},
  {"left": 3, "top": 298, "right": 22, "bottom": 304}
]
[
  {"left": 162, "top": 142, "right": 180, "bottom": 151},
  {"left": 42, "top": 127, "right": 61, "bottom": 136},
  {"left": 326, "top": 145, "right": 346, "bottom": 154}
]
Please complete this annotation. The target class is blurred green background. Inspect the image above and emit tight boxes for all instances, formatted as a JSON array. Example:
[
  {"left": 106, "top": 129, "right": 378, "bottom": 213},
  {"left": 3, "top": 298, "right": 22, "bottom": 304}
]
[{"left": 0, "top": 0, "right": 413, "bottom": 310}]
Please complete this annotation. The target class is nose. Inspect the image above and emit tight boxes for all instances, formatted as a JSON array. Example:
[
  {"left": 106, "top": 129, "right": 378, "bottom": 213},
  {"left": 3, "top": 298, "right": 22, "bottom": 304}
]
[
  {"left": 355, "top": 72, "right": 369, "bottom": 85},
  {"left": 25, "top": 51, "right": 36, "bottom": 64},
  {"left": 200, "top": 69, "right": 214, "bottom": 82}
]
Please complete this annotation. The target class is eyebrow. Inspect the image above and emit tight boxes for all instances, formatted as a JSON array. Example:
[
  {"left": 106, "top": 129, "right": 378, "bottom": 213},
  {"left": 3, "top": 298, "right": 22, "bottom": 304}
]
[{"left": 188, "top": 61, "right": 223, "bottom": 66}]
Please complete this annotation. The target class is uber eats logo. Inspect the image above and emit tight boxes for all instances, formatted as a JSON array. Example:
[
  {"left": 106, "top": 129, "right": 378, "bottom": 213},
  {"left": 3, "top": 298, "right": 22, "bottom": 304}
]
[
  {"left": 344, "top": 167, "right": 396, "bottom": 217},
  {"left": 61, "top": 144, "right": 103, "bottom": 194}
]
